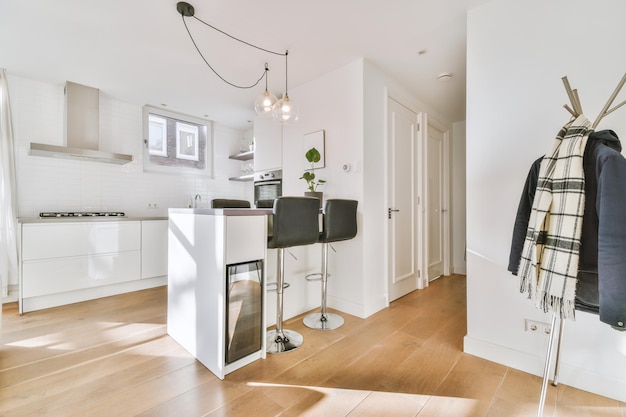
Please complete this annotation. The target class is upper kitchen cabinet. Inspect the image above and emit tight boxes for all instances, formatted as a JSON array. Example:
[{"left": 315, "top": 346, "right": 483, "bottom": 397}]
[{"left": 253, "top": 115, "right": 282, "bottom": 172}]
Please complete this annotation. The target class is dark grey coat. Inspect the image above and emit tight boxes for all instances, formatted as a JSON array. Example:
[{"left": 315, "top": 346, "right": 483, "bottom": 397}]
[{"left": 508, "top": 130, "right": 626, "bottom": 329}]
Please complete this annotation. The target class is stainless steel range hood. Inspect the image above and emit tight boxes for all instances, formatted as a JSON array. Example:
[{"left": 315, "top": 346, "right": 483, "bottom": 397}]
[{"left": 29, "top": 81, "right": 133, "bottom": 165}]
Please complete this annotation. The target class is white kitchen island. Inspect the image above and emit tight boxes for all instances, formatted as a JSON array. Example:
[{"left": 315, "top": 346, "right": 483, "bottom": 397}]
[{"left": 167, "top": 208, "right": 271, "bottom": 379}]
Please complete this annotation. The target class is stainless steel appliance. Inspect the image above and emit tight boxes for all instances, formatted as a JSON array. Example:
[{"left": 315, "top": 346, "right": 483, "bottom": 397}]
[
  {"left": 225, "top": 260, "right": 263, "bottom": 364},
  {"left": 39, "top": 211, "right": 126, "bottom": 218},
  {"left": 254, "top": 169, "right": 282, "bottom": 208}
]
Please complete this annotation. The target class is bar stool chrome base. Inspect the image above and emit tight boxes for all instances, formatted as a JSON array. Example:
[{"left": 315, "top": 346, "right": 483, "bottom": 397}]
[
  {"left": 303, "top": 312, "right": 344, "bottom": 330},
  {"left": 266, "top": 329, "right": 303, "bottom": 353}
]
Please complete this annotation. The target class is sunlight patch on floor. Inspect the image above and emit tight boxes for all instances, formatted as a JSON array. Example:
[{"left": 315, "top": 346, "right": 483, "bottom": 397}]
[
  {"left": 247, "top": 382, "right": 482, "bottom": 416},
  {"left": 6, "top": 321, "right": 165, "bottom": 350}
]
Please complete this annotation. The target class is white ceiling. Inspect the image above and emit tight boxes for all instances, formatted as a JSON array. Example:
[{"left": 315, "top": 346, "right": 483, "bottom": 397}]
[{"left": 0, "top": 0, "right": 491, "bottom": 129}]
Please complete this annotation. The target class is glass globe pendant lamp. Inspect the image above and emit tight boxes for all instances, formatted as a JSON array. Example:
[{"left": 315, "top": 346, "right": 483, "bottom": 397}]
[
  {"left": 272, "top": 51, "right": 298, "bottom": 124},
  {"left": 272, "top": 94, "right": 298, "bottom": 123},
  {"left": 254, "top": 64, "right": 277, "bottom": 116}
]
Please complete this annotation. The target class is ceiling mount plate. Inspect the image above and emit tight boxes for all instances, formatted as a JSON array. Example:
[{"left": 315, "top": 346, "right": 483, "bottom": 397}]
[{"left": 176, "top": 2, "right": 195, "bottom": 17}]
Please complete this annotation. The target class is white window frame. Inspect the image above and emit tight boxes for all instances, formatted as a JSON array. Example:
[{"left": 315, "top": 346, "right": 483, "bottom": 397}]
[
  {"left": 148, "top": 114, "right": 168, "bottom": 157},
  {"left": 142, "top": 105, "right": 213, "bottom": 177},
  {"left": 175, "top": 122, "right": 199, "bottom": 161}
]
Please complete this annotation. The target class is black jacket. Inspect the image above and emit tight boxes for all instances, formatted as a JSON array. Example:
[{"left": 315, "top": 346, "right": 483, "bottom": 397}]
[{"left": 508, "top": 130, "right": 626, "bottom": 329}]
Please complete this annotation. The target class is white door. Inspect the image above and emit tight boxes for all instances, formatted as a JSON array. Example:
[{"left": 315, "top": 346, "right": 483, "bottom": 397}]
[
  {"left": 387, "top": 98, "right": 420, "bottom": 302},
  {"left": 426, "top": 121, "right": 446, "bottom": 281}
]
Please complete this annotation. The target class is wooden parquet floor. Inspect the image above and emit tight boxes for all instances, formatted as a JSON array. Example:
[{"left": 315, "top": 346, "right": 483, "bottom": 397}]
[{"left": 1, "top": 275, "right": 624, "bottom": 416}]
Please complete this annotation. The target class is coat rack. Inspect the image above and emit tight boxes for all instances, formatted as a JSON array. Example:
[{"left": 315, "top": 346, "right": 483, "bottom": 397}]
[{"left": 536, "top": 72, "right": 626, "bottom": 417}]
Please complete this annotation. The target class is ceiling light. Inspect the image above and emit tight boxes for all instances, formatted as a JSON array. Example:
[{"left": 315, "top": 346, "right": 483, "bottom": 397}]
[
  {"left": 254, "top": 64, "right": 278, "bottom": 116},
  {"left": 271, "top": 51, "right": 298, "bottom": 124},
  {"left": 176, "top": 2, "right": 297, "bottom": 123}
]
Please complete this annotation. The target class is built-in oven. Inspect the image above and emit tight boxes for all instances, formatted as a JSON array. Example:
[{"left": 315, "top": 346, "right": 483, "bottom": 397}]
[{"left": 254, "top": 169, "right": 282, "bottom": 208}]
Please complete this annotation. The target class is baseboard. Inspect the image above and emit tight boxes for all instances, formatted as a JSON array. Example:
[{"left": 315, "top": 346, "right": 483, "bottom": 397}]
[
  {"left": 2, "top": 285, "right": 19, "bottom": 304},
  {"left": 464, "top": 335, "right": 626, "bottom": 403},
  {"left": 20, "top": 276, "right": 167, "bottom": 313}
]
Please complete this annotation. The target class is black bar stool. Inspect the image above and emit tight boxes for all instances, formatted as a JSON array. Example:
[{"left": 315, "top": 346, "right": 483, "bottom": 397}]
[
  {"left": 303, "top": 199, "right": 358, "bottom": 330},
  {"left": 267, "top": 196, "right": 320, "bottom": 353},
  {"left": 211, "top": 199, "right": 251, "bottom": 208}
]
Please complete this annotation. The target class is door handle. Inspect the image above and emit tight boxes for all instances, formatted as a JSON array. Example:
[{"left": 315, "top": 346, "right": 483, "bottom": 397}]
[{"left": 388, "top": 208, "right": 400, "bottom": 219}]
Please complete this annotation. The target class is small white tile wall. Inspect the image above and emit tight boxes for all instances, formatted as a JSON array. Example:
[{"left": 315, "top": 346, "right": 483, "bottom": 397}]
[{"left": 10, "top": 75, "right": 253, "bottom": 219}]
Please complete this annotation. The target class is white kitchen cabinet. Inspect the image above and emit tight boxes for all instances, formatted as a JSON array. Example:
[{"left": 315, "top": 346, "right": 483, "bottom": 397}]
[
  {"left": 253, "top": 114, "right": 282, "bottom": 172},
  {"left": 19, "top": 219, "right": 167, "bottom": 313},
  {"left": 141, "top": 220, "right": 168, "bottom": 279}
]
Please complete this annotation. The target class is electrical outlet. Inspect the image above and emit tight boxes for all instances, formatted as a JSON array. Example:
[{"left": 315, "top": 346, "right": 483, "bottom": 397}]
[{"left": 525, "top": 319, "right": 552, "bottom": 335}]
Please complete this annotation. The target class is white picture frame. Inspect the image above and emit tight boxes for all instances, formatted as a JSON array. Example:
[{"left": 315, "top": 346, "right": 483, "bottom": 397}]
[{"left": 303, "top": 129, "right": 325, "bottom": 169}]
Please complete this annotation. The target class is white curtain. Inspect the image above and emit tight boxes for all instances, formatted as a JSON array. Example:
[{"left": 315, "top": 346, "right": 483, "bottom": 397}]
[{"left": 0, "top": 68, "right": 18, "bottom": 300}]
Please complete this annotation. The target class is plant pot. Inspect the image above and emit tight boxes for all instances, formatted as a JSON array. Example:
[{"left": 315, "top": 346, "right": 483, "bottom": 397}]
[{"left": 304, "top": 191, "right": 323, "bottom": 209}]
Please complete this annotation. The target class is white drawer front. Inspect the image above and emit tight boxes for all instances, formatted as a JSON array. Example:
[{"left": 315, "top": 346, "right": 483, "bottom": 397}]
[
  {"left": 22, "top": 223, "right": 87, "bottom": 260},
  {"left": 90, "top": 222, "right": 141, "bottom": 254},
  {"left": 22, "top": 222, "right": 140, "bottom": 260},
  {"left": 22, "top": 251, "right": 141, "bottom": 298}
]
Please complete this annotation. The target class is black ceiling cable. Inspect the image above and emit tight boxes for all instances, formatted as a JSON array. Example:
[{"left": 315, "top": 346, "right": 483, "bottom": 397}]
[{"left": 178, "top": 2, "right": 287, "bottom": 90}]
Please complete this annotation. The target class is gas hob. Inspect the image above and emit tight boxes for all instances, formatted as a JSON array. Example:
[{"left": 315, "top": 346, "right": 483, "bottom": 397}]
[{"left": 39, "top": 211, "right": 126, "bottom": 218}]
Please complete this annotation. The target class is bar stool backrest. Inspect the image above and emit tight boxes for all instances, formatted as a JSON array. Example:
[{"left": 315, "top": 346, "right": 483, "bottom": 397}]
[
  {"left": 320, "top": 199, "right": 358, "bottom": 243},
  {"left": 211, "top": 199, "right": 251, "bottom": 208},
  {"left": 268, "top": 196, "right": 320, "bottom": 249}
]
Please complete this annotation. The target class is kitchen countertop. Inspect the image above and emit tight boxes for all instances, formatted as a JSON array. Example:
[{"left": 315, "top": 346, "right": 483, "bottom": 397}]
[
  {"left": 168, "top": 208, "right": 273, "bottom": 216},
  {"left": 19, "top": 216, "right": 169, "bottom": 224}
]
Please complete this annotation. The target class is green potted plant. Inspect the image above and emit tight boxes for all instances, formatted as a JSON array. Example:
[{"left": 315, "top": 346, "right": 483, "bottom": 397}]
[{"left": 300, "top": 147, "right": 325, "bottom": 206}]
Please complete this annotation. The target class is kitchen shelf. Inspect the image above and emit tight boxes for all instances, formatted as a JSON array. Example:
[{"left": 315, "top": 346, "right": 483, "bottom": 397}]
[
  {"left": 228, "top": 150, "right": 254, "bottom": 161},
  {"left": 228, "top": 174, "right": 255, "bottom": 182}
]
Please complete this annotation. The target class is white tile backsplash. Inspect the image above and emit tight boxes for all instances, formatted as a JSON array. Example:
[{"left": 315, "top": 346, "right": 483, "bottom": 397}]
[{"left": 11, "top": 75, "right": 250, "bottom": 218}]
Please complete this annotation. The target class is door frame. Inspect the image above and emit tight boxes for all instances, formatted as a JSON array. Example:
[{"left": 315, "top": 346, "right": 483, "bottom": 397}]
[
  {"left": 384, "top": 92, "right": 425, "bottom": 302},
  {"left": 384, "top": 93, "right": 451, "bottom": 297},
  {"left": 423, "top": 116, "right": 451, "bottom": 283}
]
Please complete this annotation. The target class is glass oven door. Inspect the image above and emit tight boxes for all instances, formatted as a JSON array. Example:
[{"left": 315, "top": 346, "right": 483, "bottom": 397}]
[{"left": 254, "top": 180, "right": 282, "bottom": 208}]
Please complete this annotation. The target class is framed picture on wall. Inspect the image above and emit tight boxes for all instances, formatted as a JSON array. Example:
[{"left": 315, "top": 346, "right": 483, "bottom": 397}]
[{"left": 303, "top": 129, "right": 325, "bottom": 169}]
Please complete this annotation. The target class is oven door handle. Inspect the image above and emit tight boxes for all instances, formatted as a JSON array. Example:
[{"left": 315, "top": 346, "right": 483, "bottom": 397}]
[{"left": 255, "top": 180, "right": 282, "bottom": 186}]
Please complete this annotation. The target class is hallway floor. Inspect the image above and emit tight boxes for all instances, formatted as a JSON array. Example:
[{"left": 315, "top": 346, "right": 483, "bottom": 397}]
[{"left": 1, "top": 275, "right": 624, "bottom": 416}]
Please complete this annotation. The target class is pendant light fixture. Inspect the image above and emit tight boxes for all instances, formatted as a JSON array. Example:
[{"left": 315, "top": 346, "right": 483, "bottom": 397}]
[
  {"left": 176, "top": 2, "right": 297, "bottom": 123},
  {"left": 254, "top": 64, "right": 277, "bottom": 116},
  {"left": 272, "top": 51, "right": 298, "bottom": 124}
]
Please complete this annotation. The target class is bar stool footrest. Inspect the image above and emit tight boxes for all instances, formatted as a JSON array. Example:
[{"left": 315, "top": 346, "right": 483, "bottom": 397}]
[
  {"left": 305, "top": 272, "right": 331, "bottom": 282},
  {"left": 266, "top": 282, "right": 290, "bottom": 292}
]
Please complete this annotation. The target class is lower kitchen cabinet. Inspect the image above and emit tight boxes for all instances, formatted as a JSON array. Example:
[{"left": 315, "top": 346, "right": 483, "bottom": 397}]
[
  {"left": 141, "top": 220, "right": 168, "bottom": 279},
  {"left": 19, "top": 219, "right": 167, "bottom": 313}
]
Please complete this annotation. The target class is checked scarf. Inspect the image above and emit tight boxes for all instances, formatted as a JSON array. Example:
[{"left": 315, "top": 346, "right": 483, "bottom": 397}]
[{"left": 518, "top": 115, "right": 592, "bottom": 320}]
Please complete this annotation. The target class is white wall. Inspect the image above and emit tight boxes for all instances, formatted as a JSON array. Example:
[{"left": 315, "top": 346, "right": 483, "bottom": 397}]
[
  {"left": 7, "top": 75, "right": 251, "bottom": 288},
  {"left": 278, "top": 59, "right": 366, "bottom": 321},
  {"left": 276, "top": 58, "right": 455, "bottom": 322},
  {"left": 466, "top": 0, "right": 626, "bottom": 401},
  {"left": 451, "top": 120, "right": 466, "bottom": 275}
]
